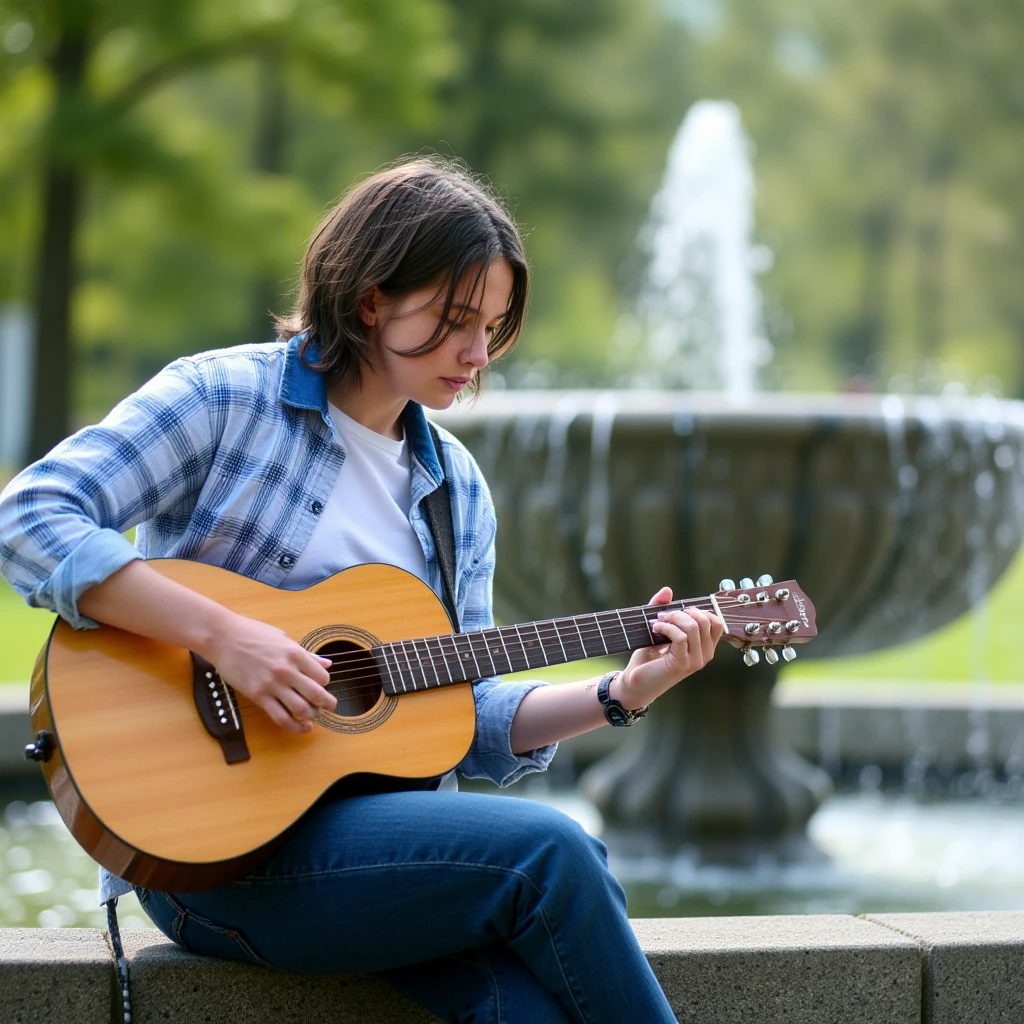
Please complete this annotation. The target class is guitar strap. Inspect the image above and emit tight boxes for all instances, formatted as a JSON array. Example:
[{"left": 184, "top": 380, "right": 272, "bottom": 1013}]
[{"left": 422, "top": 423, "right": 461, "bottom": 632}]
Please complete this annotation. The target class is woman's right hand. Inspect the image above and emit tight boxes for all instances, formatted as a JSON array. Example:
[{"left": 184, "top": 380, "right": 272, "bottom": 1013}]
[{"left": 202, "top": 613, "right": 337, "bottom": 733}]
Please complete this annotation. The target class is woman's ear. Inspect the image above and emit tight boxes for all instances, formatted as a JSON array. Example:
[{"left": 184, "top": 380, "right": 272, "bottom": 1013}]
[{"left": 359, "top": 286, "right": 385, "bottom": 328}]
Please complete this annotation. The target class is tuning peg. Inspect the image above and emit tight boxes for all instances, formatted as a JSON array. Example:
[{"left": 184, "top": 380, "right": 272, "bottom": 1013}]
[
  {"left": 781, "top": 645, "right": 796, "bottom": 662},
  {"left": 756, "top": 574, "right": 774, "bottom": 587},
  {"left": 764, "top": 648, "right": 780, "bottom": 665},
  {"left": 739, "top": 577, "right": 754, "bottom": 590},
  {"left": 718, "top": 578, "right": 736, "bottom": 592},
  {"left": 742, "top": 648, "right": 760, "bottom": 667}
]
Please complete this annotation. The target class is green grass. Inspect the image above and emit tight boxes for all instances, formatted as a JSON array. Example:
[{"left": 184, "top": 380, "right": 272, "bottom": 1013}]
[
  {"left": 3, "top": 545, "right": 1024, "bottom": 690},
  {"left": 782, "top": 544, "right": 1024, "bottom": 686},
  {"left": 0, "top": 582, "right": 54, "bottom": 686}
]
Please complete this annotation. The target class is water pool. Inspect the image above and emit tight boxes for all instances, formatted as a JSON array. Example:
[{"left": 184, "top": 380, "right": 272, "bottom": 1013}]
[{"left": 3, "top": 780, "right": 1024, "bottom": 928}]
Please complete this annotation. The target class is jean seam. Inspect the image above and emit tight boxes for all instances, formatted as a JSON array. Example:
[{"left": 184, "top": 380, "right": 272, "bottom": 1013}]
[
  {"left": 160, "top": 891, "right": 275, "bottom": 969},
  {"left": 457, "top": 950, "right": 503, "bottom": 1024},
  {"left": 536, "top": 904, "right": 590, "bottom": 1024}
]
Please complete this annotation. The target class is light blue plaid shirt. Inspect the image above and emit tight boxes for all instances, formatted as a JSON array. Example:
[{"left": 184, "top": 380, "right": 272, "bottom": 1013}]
[{"left": 0, "top": 336, "right": 555, "bottom": 900}]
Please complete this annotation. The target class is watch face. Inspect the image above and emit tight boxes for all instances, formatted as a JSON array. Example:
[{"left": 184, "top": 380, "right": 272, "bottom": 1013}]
[{"left": 607, "top": 705, "right": 628, "bottom": 727}]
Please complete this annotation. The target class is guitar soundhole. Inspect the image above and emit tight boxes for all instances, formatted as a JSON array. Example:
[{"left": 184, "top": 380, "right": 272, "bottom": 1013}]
[{"left": 318, "top": 639, "right": 383, "bottom": 718}]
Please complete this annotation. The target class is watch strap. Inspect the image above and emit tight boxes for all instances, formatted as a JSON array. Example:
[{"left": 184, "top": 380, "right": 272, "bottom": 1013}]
[{"left": 597, "top": 671, "right": 649, "bottom": 727}]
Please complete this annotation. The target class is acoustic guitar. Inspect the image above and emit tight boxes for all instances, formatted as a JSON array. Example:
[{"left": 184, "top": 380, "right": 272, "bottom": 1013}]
[{"left": 25, "top": 560, "right": 816, "bottom": 891}]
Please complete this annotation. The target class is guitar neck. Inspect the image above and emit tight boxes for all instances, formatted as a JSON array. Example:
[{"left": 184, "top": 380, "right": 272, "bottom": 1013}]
[{"left": 373, "top": 597, "right": 715, "bottom": 694}]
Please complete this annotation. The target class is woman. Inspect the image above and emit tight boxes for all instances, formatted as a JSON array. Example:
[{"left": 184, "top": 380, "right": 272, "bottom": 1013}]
[{"left": 0, "top": 157, "right": 723, "bottom": 1023}]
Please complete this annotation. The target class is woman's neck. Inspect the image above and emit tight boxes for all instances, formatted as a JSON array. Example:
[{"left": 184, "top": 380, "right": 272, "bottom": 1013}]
[{"left": 326, "top": 379, "right": 406, "bottom": 441}]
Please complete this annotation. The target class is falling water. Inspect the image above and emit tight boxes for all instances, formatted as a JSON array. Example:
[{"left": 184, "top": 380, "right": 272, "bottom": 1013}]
[{"left": 639, "top": 100, "right": 772, "bottom": 398}]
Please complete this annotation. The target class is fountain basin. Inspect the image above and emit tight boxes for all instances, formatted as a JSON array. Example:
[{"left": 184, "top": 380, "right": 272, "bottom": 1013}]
[{"left": 435, "top": 390, "right": 1024, "bottom": 845}]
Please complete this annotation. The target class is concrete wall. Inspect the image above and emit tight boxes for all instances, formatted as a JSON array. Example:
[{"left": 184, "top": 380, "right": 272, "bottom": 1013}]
[{"left": 1, "top": 913, "right": 1022, "bottom": 1023}]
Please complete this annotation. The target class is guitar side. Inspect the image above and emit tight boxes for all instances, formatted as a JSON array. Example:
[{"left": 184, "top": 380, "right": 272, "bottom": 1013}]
[{"left": 33, "top": 561, "right": 476, "bottom": 891}]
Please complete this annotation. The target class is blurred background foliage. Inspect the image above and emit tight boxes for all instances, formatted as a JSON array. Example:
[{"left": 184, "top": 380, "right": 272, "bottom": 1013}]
[{"left": 1, "top": 0, "right": 1021, "bottom": 458}]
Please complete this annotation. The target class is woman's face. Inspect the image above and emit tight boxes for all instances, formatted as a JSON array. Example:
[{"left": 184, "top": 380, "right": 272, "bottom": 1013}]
[{"left": 364, "top": 258, "right": 514, "bottom": 409}]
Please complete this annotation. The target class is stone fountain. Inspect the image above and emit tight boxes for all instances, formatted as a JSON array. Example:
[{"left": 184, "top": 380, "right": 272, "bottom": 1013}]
[
  {"left": 436, "top": 102, "right": 1024, "bottom": 856},
  {"left": 437, "top": 390, "right": 1024, "bottom": 853}
]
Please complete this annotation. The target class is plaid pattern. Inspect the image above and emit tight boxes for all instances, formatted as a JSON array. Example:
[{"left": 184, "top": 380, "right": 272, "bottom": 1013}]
[{"left": 0, "top": 335, "right": 554, "bottom": 789}]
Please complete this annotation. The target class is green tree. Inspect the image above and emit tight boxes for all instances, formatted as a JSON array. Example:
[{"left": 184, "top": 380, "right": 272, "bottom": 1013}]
[{"left": 0, "top": 0, "right": 449, "bottom": 461}]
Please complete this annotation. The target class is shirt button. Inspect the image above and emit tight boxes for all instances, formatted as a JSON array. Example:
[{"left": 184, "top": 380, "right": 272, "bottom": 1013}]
[
  {"left": 279, "top": 553, "right": 295, "bottom": 568},
  {"left": 310, "top": 500, "right": 324, "bottom": 515}
]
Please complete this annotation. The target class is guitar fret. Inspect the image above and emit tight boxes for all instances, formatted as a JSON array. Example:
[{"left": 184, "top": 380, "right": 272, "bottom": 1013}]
[
  {"left": 641, "top": 607, "right": 657, "bottom": 645},
  {"left": 411, "top": 640, "right": 427, "bottom": 689},
  {"left": 400, "top": 642, "right": 418, "bottom": 691},
  {"left": 452, "top": 634, "right": 481, "bottom": 679},
  {"left": 418, "top": 638, "right": 441, "bottom": 688},
  {"left": 557, "top": 617, "right": 585, "bottom": 662},
  {"left": 614, "top": 609, "right": 631, "bottom": 648},
  {"left": 495, "top": 626, "right": 516, "bottom": 674},
  {"left": 550, "top": 619, "right": 568, "bottom": 662},
  {"left": 479, "top": 630, "right": 500, "bottom": 676},
  {"left": 571, "top": 615, "right": 586, "bottom": 657},
  {"left": 511, "top": 624, "right": 536, "bottom": 670},
  {"left": 388, "top": 644, "right": 407, "bottom": 692},
  {"left": 434, "top": 636, "right": 456, "bottom": 684},
  {"left": 532, "top": 622, "right": 550, "bottom": 667},
  {"left": 597, "top": 612, "right": 630, "bottom": 655}
]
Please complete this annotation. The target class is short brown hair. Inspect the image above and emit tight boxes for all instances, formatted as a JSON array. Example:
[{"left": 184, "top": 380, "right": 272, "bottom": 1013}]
[{"left": 275, "top": 157, "right": 529, "bottom": 392}]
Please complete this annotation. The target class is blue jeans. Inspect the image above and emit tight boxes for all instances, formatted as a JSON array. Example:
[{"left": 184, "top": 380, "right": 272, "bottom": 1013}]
[{"left": 137, "top": 791, "right": 676, "bottom": 1023}]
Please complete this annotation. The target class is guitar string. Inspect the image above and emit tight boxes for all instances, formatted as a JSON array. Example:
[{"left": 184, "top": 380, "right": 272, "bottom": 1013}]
[
  {"left": 224, "top": 609, "right": 788, "bottom": 720},
  {"left": 222, "top": 597, "right": 775, "bottom": 715},
  {"left": 216, "top": 597, "right": 788, "bottom": 719},
  {"left": 228, "top": 620, "right": 801, "bottom": 723},
  {"left": 219, "top": 594, "right": 754, "bottom": 702},
  {"left": 311, "top": 597, "right": 755, "bottom": 686}
]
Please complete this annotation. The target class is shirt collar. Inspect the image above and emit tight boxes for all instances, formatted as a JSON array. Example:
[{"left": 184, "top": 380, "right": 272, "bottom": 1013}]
[{"left": 279, "top": 332, "right": 445, "bottom": 485}]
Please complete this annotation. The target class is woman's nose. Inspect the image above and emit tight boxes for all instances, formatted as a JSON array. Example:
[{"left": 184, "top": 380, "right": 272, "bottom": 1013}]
[{"left": 463, "top": 328, "right": 490, "bottom": 368}]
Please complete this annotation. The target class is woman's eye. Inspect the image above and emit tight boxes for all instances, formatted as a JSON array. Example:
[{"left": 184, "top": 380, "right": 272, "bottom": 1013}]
[{"left": 446, "top": 319, "right": 469, "bottom": 332}]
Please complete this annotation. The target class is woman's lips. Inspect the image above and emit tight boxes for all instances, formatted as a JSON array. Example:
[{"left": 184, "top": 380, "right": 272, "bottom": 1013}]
[{"left": 441, "top": 377, "right": 471, "bottom": 391}]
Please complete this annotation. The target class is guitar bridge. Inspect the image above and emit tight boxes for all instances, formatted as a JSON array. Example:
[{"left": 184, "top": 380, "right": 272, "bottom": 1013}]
[{"left": 190, "top": 653, "right": 250, "bottom": 764}]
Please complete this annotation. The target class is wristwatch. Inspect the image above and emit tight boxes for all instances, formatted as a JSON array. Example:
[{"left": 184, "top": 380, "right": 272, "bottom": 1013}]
[{"left": 597, "top": 671, "right": 649, "bottom": 727}]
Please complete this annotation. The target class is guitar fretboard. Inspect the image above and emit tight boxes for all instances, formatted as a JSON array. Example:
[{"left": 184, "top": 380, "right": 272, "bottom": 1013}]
[{"left": 372, "top": 599, "right": 710, "bottom": 694}]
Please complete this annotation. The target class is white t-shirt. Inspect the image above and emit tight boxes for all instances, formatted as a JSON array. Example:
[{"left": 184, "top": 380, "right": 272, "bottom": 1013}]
[{"left": 286, "top": 403, "right": 429, "bottom": 588}]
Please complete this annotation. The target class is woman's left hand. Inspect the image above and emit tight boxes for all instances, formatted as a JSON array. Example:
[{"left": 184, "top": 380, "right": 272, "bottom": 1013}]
[{"left": 613, "top": 587, "right": 725, "bottom": 710}]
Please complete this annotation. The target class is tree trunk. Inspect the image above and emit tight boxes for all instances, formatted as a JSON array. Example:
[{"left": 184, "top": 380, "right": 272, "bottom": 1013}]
[
  {"left": 250, "top": 47, "right": 288, "bottom": 342},
  {"left": 28, "top": 30, "right": 89, "bottom": 462},
  {"left": 840, "top": 205, "right": 894, "bottom": 384}
]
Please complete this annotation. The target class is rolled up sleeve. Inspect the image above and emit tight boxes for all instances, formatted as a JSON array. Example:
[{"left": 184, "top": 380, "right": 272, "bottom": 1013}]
[
  {"left": 460, "top": 675, "right": 557, "bottom": 787},
  {"left": 0, "top": 357, "right": 213, "bottom": 628}
]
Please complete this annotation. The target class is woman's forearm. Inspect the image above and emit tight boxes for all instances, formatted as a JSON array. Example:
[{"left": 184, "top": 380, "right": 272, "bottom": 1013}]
[
  {"left": 77, "top": 559, "right": 336, "bottom": 732},
  {"left": 509, "top": 673, "right": 634, "bottom": 754},
  {"left": 76, "top": 559, "right": 236, "bottom": 660}
]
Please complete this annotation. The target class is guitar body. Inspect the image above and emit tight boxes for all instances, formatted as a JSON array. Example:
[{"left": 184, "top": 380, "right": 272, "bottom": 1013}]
[{"left": 31, "top": 560, "right": 475, "bottom": 892}]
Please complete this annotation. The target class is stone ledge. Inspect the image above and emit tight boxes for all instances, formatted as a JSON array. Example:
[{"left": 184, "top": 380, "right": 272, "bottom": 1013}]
[
  {"left": 0, "top": 928, "right": 112, "bottom": 1024},
  {"left": 120, "top": 929, "right": 441, "bottom": 1024},
  {"left": 0, "top": 913, "right": 985, "bottom": 1024},
  {"left": 633, "top": 915, "right": 920, "bottom": 1024},
  {"left": 4, "top": 914, "right": 1021, "bottom": 1022},
  {"left": 866, "top": 911, "right": 1024, "bottom": 1024}
]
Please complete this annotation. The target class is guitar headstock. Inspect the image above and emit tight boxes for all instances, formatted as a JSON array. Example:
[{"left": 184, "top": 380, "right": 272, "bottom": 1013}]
[{"left": 713, "top": 575, "right": 816, "bottom": 667}]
